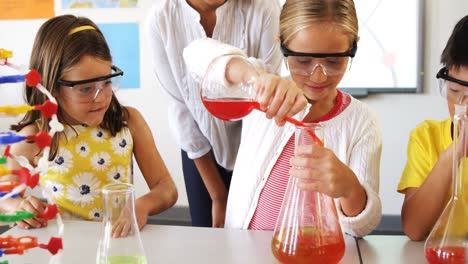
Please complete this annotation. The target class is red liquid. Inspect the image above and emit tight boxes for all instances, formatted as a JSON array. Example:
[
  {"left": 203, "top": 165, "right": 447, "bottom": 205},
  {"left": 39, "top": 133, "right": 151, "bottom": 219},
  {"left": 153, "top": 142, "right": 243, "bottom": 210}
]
[
  {"left": 271, "top": 229, "right": 345, "bottom": 264},
  {"left": 201, "top": 97, "right": 324, "bottom": 145},
  {"left": 201, "top": 97, "right": 259, "bottom": 121},
  {"left": 426, "top": 246, "right": 466, "bottom": 264}
]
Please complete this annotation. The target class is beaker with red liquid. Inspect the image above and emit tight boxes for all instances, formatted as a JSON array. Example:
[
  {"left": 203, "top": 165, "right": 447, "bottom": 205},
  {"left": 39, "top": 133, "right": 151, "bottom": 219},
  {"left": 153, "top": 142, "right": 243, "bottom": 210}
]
[
  {"left": 424, "top": 101, "right": 468, "bottom": 264},
  {"left": 200, "top": 54, "right": 260, "bottom": 122},
  {"left": 272, "top": 123, "right": 345, "bottom": 264},
  {"left": 200, "top": 54, "right": 323, "bottom": 146}
]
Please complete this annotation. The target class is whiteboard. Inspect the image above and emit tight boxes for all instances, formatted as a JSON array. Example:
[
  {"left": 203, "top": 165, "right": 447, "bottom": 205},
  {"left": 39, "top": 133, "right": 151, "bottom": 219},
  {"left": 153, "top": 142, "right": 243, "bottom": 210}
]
[{"left": 279, "top": 0, "right": 424, "bottom": 97}]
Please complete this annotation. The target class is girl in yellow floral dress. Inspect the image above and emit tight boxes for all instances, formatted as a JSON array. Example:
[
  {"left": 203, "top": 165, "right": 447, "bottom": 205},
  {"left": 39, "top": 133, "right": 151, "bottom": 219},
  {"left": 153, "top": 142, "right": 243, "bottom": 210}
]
[{"left": 0, "top": 15, "right": 178, "bottom": 237}]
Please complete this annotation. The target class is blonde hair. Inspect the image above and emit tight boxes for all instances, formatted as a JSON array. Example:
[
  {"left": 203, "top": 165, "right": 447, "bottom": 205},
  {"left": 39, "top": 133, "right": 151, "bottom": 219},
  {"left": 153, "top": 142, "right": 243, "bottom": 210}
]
[{"left": 280, "top": 0, "right": 358, "bottom": 45}]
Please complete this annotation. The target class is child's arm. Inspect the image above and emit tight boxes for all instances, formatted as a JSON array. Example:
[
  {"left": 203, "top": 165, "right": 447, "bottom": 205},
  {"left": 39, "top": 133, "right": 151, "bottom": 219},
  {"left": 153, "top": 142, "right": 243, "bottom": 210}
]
[
  {"left": 224, "top": 57, "right": 308, "bottom": 126},
  {"left": 0, "top": 124, "right": 48, "bottom": 229},
  {"left": 126, "top": 107, "right": 178, "bottom": 230},
  {"left": 184, "top": 38, "right": 308, "bottom": 126},
  {"left": 401, "top": 146, "right": 453, "bottom": 241}
]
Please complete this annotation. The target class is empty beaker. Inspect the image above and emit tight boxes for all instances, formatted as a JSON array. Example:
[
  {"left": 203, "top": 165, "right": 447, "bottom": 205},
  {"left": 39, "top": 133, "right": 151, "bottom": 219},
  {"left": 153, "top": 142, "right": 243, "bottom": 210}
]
[
  {"left": 424, "top": 99, "right": 468, "bottom": 264},
  {"left": 96, "top": 183, "right": 147, "bottom": 264},
  {"left": 271, "top": 123, "right": 345, "bottom": 264}
]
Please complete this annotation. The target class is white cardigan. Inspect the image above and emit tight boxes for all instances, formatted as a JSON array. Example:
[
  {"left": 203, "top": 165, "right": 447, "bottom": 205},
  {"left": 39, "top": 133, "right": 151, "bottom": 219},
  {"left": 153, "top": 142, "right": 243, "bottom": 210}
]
[
  {"left": 184, "top": 39, "right": 383, "bottom": 237},
  {"left": 226, "top": 99, "right": 382, "bottom": 237},
  {"left": 145, "top": 0, "right": 282, "bottom": 170}
]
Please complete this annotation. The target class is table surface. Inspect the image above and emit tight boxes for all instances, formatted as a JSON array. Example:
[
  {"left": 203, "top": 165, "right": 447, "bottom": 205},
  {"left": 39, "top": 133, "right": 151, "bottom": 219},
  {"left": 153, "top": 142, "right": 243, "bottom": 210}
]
[
  {"left": 357, "top": 235, "right": 426, "bottom": 264},
  {"left": 2, "top": 220, "right": 361, "bottom": 264}
]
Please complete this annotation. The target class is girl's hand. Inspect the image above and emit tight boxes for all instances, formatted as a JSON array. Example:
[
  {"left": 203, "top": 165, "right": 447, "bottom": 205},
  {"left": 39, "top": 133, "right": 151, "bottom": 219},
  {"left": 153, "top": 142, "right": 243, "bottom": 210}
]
[
  {"left": 112, "top": 205, "right": 148, "bottom": 238},
  {"left": 254, "top": 73, "right": 308, "bottom": 126},
  {"left": 289, "top": 144, "right": 359, "bottom": 198},
  {"left": 111, "top": 207, "right": 134, "bottom": 238},
  {"left": 14, "top": 196, "right": 48, "bottom": 229}
]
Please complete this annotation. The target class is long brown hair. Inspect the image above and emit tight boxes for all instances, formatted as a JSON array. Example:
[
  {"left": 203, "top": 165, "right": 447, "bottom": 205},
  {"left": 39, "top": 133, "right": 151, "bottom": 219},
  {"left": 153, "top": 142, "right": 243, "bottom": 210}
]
[{"left": 11, "top": 14, "right": 129, "bottom": 160}]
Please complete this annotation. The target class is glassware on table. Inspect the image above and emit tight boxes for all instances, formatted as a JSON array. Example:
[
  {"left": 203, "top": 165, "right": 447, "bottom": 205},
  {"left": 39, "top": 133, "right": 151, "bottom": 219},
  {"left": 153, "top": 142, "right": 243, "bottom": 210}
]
[
  {"left": 96, "top": 183, "right": 147, "bottom": 264},
  {"left": 424, "top": 95, "right": 468, "bottom": 264},
  {"left": 271, "top": 123, "right": 345, "bottom": 264}
]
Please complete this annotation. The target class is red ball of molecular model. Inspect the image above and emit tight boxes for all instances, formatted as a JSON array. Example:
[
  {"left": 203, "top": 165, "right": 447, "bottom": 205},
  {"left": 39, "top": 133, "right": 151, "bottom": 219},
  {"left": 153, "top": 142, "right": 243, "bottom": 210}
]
[{"left": 0, "top": 49, "right": 64, "bottom": 264}]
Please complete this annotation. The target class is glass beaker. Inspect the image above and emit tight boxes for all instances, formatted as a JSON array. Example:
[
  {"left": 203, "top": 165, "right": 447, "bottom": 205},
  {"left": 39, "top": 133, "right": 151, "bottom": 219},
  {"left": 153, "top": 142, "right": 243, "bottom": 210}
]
[
  {"left": 271, "top": 123, "right": 345, "bottom": 264},
  {"left": 200, "top": 54, "right": 317, "bottom": 132},
  {"left": 200, "top": 54, "right": 260, "bottom": 121},
  {"left": 424, "top": 101, "right": 468, "bottom": 264},
  {"left": 96, "top": 183, "right": 147, "bottom": 264}
]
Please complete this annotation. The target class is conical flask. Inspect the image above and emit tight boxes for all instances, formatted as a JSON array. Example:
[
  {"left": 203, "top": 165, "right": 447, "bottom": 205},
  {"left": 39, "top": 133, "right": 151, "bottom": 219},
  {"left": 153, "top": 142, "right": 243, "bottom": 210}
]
[
  {"left": 424, "top": 95, "right": 468, "bottom": 264},
  {"left": 96, "top": 183, "right": 147, "bottom": 264},
  {"left": 271, "top": 123, "right": 345, "bottom": 264}
]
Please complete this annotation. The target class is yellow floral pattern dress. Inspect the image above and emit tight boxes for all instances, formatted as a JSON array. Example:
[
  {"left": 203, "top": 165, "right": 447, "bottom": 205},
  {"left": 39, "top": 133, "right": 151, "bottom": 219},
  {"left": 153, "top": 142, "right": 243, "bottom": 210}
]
[{"left": 40, "top": 125, "right": 133, "bottom": 221}]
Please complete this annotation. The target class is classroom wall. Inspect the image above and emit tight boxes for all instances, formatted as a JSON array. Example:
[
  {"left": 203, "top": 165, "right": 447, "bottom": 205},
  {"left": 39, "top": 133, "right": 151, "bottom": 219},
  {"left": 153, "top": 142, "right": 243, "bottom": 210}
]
[
  {"left": 0, "top": 0, "right": 467, "bottom": 216},
  {"left": 365, "top": 0, "right": 468, "bottom": 215}
]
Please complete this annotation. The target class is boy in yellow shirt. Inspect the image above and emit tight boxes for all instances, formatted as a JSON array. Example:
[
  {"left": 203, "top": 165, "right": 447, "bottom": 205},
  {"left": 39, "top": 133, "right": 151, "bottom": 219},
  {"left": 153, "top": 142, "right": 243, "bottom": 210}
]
[{"left": 398, "top": 14, "right": 468, "bottom": 241}]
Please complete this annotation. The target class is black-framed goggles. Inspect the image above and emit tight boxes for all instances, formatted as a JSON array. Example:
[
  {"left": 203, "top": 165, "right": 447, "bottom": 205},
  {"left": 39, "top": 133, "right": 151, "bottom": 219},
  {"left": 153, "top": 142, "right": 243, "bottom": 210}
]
[
  {"left": 436, "top": 66, "right": 468, "bottom": 87},
  {"left": 58, "top": 65, "right": 124, "bottom": 103},
  {"left": 280, "top": 40, "right": 358, "bottom": 58},
  {"left": 58, "top": 65, "right": 123, "bottom": 87}
]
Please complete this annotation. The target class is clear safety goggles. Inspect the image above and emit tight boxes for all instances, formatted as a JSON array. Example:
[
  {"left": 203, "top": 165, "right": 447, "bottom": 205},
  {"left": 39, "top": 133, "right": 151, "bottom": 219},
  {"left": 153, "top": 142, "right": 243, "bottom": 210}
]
[
  {"left": 281, "top": 41, "right": 357, "bottom": 77},
  {"left": 437, "top": 66, "right": 468, "bottom": 104},
  {"left": 58, "top": 65, "right": 123, "bottom": 104}
]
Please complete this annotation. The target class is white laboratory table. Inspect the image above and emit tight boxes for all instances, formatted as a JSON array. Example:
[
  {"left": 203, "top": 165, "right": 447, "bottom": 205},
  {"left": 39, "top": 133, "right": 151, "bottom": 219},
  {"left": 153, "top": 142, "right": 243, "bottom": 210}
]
[{"left": 2, "top": 220, "right": 361, "bottom": 263}]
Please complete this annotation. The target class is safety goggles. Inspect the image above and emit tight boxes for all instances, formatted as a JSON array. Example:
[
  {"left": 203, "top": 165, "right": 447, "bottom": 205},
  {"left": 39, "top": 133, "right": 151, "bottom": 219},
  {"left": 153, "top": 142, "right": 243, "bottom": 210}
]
[
  {"left": 58, "top": 65, "right": 123, "bottom": 104},
  {"left": 436, "top": 66, "right": 468, "bottom": 101},
  {"left": 281, "top": 41, "right": 357, "bottom": 77}
]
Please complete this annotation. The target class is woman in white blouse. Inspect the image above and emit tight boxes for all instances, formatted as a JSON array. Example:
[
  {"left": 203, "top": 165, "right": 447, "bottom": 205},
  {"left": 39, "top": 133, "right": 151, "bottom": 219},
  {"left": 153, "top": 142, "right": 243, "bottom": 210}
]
[
  {"left": 184, "top": 0, "right": 382, "bottom": 237},
  {"left": 145, "top": 0, "right": 283, "bottom": 227}
]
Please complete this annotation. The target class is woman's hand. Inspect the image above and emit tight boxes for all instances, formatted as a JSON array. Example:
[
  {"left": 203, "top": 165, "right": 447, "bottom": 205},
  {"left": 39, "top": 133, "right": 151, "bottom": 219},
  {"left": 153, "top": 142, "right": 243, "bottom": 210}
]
[
  {"left": 254, "top": 73, "right": 308, "bottom": 126},
  {"left": 289, "top": 144, "right": 359, "bottom": 199},
  {"left": 13, "top": 196, "right": 49, "bottom": 229},
  {"left": 212, "top": 198, "right": 227, "bottom": 228}
]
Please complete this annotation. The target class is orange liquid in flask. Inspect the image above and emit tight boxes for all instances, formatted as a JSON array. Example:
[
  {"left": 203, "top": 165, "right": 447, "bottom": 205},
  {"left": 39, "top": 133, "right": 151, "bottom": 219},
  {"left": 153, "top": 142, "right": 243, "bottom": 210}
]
[
  {"left": 271, "top": 227, "right": 345, "bottom": 264},
  {"left": 425, "top": 246, "right": 466, "bottom": 264}
]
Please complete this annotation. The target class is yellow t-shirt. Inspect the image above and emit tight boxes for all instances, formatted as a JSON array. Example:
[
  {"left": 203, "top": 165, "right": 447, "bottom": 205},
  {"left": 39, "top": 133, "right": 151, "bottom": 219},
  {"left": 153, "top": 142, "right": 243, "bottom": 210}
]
[
  {"left": 40, "top": 125, "right": 133, "bottom": 221},
  {"left": 397, "top": 118, "right": 452, "bottom": 192}
]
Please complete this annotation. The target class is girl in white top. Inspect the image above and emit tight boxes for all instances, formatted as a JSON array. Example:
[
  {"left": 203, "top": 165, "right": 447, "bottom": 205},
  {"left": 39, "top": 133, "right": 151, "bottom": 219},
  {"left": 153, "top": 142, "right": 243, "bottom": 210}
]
[
  {"left": 145, "top": 0, "right": 282, "bottom": 227},
  {"left": 184, "top": 0, "right": 382, "bottom": 237}
]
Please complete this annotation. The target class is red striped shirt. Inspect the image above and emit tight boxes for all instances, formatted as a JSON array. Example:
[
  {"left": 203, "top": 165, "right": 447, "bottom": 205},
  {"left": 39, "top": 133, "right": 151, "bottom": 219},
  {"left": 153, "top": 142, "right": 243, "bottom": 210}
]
[{"left": 248, "top": 91, "right": 350, "bottom": 230}]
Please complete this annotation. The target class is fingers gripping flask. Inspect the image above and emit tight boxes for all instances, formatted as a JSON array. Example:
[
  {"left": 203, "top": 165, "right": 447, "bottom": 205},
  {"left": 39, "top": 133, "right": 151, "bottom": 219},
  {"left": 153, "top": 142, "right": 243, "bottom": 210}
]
[
  {"left": 425, "top": 99, "right": 468, "bottom": 264},
  {"left": 96, "top": 183, "right": 147, "bottom": 264},
  {"left": 271, "top": 123, "right": 345, "bottom": 264}
]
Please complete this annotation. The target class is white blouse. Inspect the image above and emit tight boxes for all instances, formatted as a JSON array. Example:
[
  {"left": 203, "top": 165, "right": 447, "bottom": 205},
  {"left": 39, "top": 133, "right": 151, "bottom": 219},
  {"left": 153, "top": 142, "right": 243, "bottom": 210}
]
[{"left": 145, "top": 0, "right": 282, "bottom": 170}]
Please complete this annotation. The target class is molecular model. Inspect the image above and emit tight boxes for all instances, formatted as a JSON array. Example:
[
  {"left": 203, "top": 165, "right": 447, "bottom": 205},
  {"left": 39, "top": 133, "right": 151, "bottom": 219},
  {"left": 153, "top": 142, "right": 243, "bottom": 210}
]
[{"left": 0, "top": 49, "right": 64, "bottom": 264}]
